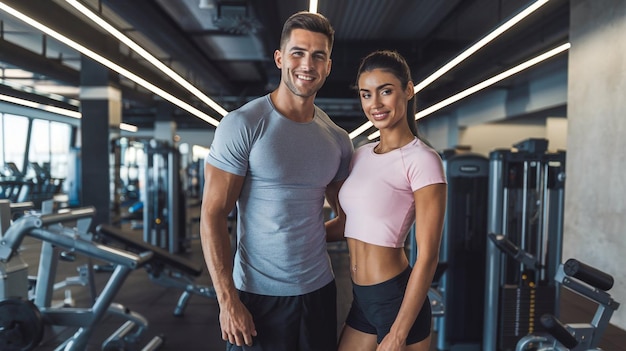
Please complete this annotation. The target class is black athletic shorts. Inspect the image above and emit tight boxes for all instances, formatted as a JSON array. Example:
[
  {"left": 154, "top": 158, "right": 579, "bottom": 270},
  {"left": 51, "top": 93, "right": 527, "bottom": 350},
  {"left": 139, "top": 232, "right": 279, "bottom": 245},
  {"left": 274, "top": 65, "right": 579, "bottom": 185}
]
[
  {"left": 226, "top": 280, "right": 337, "bottom": 351},
  {"left": 345, "top": 267, "right": 431, "bottom": 345}
]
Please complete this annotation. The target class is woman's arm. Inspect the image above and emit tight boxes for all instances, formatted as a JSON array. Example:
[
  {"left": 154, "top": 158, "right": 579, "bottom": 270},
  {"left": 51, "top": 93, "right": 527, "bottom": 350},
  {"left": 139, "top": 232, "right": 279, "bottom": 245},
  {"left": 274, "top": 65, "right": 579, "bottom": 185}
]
[
  {"left": 325, "top": 180, "right": 347, "bottom": 242},
  {"left": 379, "top": 182, "right": 447, "bottom": 350}
]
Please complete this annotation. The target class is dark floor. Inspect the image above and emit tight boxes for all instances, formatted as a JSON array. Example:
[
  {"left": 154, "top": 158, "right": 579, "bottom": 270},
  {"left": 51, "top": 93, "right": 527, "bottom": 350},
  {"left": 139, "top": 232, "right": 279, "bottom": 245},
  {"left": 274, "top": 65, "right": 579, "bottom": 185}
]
[{"left": 7, "top": 215, "right": 626, "bottom": 351}]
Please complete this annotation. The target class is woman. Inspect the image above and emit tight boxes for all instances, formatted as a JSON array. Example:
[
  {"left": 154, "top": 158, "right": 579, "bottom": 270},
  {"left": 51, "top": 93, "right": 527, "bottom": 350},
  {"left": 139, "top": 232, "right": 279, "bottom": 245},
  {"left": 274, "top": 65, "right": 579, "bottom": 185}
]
[{"left": 336, "top": 50, "right": 447, "bottom": 351}]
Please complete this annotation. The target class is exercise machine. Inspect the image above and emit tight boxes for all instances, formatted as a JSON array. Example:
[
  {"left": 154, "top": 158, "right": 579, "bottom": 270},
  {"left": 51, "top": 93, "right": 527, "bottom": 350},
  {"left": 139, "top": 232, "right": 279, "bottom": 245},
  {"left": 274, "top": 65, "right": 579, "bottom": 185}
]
[
  {"left": 489, "top": 233, "right": 620, "bottom": 351},
  {"left": 517, "top": 259, "right": 620, "bottom": 351},
  {"left": 143, "top": 139, "right": 185, "bottom": 254},
  {"left": 1, "top": 162, "right": 65, "bottom": 208},
  {"left": 484, "top": 138, "right": 566, "bottom": 350},
  {"left": 1, "top": 162, "right": 31, "bottom": 203},
  {"left": 435, "top": 150, "right": 489, "bottom": 350},
  {"left": 111, "top": 137, "right": 186, "bottom": 254},
  {"left": 0, "top": 200, "right": 163, "bottom": 351},
  {"left": 95, "top": 224, "right": 216, "bottom": 316},
  {"left": 26, "top": 162, "right": 64, "bottom": 208}
]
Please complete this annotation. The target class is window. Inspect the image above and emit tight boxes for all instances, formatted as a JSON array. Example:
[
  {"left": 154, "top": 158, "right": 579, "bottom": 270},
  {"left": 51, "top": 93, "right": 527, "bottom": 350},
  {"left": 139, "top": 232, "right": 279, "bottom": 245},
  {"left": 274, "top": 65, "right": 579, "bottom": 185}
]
[
  {"left": 2, "top": 114, "right": 30, "bottom": 175},
  {"left": 27, "top": 119, "right": 71, "bottom": 179}
]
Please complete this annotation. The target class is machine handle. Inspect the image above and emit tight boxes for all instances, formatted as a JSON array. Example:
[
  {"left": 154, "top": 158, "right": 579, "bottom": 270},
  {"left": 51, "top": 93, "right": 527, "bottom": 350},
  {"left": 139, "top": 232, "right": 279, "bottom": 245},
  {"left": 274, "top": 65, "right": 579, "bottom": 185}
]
[
  {"left": 487, "top": 233, "right": 540, "bottom": 269},
  {"left": 564, "top": 258, "right": 614, "bottom": 291},
  {"left": 9, "top": 201, "right": 35, "bottom": 212},
  {"left": 40, "top": 207, "right": 96, "bottom": 226},
  {"left": 488, "top": 233, "right": 519, "bottom": 257},
  {"left": 540, "top": 314, "right": 579, "bottom": 349}
]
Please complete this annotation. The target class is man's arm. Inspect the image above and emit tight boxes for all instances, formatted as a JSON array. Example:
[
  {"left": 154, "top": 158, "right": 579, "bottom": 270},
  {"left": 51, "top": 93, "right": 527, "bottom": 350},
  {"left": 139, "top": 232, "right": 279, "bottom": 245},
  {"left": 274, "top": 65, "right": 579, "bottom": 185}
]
[
  {"left": 200, "top": 162, "right": 256, "bottom": 346},
  {"left": 324, "top": 180, "right": 346, "bottom": 242}
]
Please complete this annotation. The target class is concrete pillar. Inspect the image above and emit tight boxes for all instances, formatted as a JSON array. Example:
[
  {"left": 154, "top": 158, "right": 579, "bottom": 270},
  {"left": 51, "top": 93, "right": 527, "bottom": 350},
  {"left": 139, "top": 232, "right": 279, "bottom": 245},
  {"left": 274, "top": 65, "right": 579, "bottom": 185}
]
[
  {"left": 154, "top": 100, "right": 177, "bottom": 144},
  {"left": 79, "top": 55, "right": 121, "bottom": 227},
  {"left": 565, "top": 0, "right": 626, "bottom": 329}
]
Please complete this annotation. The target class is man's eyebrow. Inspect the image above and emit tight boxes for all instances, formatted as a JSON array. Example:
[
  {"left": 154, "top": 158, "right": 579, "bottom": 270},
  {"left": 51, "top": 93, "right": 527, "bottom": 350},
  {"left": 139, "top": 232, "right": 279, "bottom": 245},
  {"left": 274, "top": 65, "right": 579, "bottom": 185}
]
[{"left": 288, "top": 46, "right": 329, "bottom": 56}]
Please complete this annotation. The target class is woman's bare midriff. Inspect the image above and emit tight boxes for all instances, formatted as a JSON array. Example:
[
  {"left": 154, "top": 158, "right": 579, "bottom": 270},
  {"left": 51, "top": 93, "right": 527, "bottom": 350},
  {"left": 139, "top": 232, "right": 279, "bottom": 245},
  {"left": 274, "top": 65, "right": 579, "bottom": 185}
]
[{"left": 347, "top": 237, "right": 409, "bottom": 286}]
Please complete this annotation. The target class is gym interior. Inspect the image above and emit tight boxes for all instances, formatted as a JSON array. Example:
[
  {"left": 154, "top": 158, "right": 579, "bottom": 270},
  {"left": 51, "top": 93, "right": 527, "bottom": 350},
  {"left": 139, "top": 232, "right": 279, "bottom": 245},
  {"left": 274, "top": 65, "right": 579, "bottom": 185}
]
[{"left": 1, "top": 0, "right": 626, "bottom": 350}]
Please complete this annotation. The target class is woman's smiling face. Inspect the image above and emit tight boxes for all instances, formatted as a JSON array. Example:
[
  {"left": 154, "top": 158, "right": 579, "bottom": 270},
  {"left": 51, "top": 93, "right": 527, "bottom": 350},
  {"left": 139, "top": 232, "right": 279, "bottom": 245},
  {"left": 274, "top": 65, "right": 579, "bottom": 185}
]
[{"left": 358, "top": 68, "right": 412, "bottom": 132}]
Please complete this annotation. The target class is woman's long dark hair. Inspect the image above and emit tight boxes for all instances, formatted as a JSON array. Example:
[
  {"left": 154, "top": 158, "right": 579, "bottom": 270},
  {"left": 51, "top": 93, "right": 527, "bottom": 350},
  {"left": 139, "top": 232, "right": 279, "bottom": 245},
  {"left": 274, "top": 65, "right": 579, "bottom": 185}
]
[{"left": 355, "top": 50, "right": 419, "bottom": 137}]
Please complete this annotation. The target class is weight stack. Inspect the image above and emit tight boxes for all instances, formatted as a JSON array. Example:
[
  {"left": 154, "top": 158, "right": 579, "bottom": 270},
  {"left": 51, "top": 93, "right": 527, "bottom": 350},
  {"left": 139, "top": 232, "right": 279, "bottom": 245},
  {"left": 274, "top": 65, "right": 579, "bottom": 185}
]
[{"left": 498, "top": 285, "right": 556, "bottom": 350}]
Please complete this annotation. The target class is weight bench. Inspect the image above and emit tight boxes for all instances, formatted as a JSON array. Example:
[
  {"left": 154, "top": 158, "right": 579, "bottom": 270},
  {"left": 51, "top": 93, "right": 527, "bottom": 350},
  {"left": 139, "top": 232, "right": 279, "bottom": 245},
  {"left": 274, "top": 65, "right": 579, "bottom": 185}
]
[{"left": 96, "top": 224, "right": 216, "bottom": 316}]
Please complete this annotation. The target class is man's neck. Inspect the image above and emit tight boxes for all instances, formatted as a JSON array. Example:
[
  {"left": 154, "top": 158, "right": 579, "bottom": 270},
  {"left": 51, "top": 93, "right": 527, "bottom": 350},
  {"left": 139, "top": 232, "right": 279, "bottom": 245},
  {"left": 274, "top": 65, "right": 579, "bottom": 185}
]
[{"left": 270, "top": 88, "right": 316, "bottom": 123}]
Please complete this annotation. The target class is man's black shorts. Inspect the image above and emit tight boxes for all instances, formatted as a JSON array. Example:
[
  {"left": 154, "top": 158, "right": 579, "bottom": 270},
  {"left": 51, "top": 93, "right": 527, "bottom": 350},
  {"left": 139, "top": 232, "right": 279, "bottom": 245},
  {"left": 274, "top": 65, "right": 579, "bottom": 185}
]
[{"left": 226, "top": 280, "right": 337, "bottom": 351}]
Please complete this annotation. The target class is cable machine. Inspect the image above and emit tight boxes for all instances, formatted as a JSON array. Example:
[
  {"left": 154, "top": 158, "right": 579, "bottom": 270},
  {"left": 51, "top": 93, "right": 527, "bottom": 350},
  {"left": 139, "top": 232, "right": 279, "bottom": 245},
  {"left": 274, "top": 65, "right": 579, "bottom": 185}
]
[
  {"left": 483, "top": 138, "right": 566, "bottom": 351},
  {"left": 143, "top": 139, "right": 184, "bottom": 254},
  {"left": 436, "top": 150, "right": 489, "bottom": 351},
  {"left": 110, "top": 137, "right": 186, "bottom": 254}
]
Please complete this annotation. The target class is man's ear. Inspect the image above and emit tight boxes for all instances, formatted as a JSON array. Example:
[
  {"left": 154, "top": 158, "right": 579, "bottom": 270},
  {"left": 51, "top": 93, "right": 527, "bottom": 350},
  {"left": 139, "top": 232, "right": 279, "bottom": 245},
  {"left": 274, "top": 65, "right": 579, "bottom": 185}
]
[
  {"left": 326, "top": 59, "right": 332, "bottom": 77},
  {"left": 274, "top": 49, "right": 282, "bottom": 69}
]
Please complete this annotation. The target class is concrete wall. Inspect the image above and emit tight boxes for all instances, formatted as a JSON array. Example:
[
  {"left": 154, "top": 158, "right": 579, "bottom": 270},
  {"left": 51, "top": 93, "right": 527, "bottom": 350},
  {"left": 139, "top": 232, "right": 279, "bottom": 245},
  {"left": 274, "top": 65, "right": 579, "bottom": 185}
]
[
  {"left": 457, "top": 116, "right": 567, "bottom": 157},
  {"left": 566, "top": 0, "right": 626, "bottom": 328}
]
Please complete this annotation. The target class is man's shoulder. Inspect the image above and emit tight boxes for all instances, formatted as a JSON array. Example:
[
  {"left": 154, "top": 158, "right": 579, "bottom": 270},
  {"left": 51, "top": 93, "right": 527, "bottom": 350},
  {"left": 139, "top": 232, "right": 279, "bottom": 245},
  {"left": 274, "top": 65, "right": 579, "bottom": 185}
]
[
  {"left": 314, "top": 106, "right": 350, "bottom": 137},
  {"left": 238, "top": 95, "right": 271, "bottom": 112},
  {"left": 220, "top": 95, "right": 273, "bottom": 126}
]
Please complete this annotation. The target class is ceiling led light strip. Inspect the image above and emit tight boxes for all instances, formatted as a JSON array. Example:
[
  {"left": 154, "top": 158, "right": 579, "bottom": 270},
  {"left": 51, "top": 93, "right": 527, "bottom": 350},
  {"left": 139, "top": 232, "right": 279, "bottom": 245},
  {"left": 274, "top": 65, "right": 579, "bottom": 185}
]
[
  {"left": 309, "top": 0, "right": 318, "bottom": 13},
  {"left": 120, "top": 123, "right": 138, "bottom": 132},
  {"left": 0, "top": 93, "right": 81, "bottom": 118},
  {"left": 0, "top": 2, "right": 220, "bottom": 127},
  {"left": 350, "top": 0, "right": 551, "bottom": 139},
  {"left": 0, "top": 93, "right": 139, "bottom": 132},
  {"left": 414, "top": 0, "right": 550, "bottom": 94},
  {"left": 367, "top": 43, "right": 571, "bottom": 140},
  {"left": 64, "top": 0, "right": 228, "bottom": 117},
  {"left": 348, "top": 121, "right": 373, "bottom": 139}
]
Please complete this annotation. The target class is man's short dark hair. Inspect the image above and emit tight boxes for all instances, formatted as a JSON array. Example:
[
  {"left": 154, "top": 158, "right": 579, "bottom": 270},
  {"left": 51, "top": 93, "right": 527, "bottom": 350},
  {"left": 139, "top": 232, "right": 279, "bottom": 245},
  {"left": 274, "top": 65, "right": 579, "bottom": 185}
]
[{"left": 280, "top": 11, "right": 335, "bottom": 52}]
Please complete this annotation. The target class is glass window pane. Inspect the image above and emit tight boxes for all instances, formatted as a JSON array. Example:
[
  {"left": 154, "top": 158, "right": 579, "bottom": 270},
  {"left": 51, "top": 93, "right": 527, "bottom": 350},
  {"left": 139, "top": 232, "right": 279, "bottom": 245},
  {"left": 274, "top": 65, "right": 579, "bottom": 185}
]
[
  {"left": 28, "top": 119, "right": 51, "bottom": 178},
  {"left": 0, "top": 114, "right": 4, "bottom": 168},
  {"left": 50, "top": 121, "right": 71, "bottom": 179},
  {"left": 3, "top": 114, "right": 29, "bottom": 175}
]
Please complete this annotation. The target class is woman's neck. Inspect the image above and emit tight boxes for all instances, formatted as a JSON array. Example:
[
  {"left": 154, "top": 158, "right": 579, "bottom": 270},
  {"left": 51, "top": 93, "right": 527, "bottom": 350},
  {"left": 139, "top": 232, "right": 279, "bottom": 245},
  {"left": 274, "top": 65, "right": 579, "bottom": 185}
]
[{"left": 375, "top": 130, "right": 415, "bottom": 154}]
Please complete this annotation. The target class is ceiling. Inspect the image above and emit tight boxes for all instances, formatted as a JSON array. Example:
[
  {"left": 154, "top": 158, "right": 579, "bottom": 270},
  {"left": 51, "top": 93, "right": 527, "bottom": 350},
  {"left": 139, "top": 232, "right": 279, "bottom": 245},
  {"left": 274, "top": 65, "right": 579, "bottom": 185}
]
[{"left": 0, "top": 0, "right": 569, "bottom": 134}]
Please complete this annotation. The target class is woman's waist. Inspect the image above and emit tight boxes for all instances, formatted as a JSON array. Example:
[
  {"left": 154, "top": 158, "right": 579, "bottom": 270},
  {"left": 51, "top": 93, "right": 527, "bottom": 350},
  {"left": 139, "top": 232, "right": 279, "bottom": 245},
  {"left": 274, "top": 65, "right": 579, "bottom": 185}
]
[{"left": 347, "top": 238, "right": 409, "bottom": 286}]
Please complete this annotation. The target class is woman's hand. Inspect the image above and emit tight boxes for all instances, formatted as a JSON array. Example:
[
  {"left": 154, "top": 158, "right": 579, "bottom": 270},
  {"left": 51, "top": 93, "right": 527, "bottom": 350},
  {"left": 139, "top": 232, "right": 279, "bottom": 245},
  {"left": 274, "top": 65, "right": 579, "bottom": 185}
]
[{"left": 376, "top": 332, "right": 406, "bottom": 351}]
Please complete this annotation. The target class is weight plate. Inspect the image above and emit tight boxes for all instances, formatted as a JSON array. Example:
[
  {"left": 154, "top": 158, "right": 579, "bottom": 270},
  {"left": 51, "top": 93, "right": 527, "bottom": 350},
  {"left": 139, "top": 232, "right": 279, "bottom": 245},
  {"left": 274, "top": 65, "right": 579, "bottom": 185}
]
[{"left": 0, "top": 298, "right": 44, "bottom": 351}]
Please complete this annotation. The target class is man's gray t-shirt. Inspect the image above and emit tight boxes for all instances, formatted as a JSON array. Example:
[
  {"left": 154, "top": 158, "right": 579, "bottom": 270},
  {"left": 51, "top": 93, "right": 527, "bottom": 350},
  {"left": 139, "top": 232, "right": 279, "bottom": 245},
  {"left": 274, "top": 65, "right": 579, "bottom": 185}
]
[{"left": 206, "top": 94, "right": 353, "bottom": 296}]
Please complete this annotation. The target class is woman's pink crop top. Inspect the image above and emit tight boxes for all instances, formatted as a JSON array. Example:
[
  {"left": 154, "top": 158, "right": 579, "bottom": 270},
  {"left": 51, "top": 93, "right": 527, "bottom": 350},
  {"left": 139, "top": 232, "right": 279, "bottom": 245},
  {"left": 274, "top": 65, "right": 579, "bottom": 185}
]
[{"left": 338, "top": 138, "right": 446, "bottom": 248}]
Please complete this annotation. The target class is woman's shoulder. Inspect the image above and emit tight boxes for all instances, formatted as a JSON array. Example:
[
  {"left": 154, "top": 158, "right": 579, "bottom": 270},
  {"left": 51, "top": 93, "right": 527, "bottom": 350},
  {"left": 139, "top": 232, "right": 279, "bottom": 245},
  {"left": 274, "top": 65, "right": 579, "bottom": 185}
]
[
  {"left": 403, "top": 138, "right": 442, "bottom": 159},
  {"left": 401, "top": 139, "right": 445, "bottom": 179}
]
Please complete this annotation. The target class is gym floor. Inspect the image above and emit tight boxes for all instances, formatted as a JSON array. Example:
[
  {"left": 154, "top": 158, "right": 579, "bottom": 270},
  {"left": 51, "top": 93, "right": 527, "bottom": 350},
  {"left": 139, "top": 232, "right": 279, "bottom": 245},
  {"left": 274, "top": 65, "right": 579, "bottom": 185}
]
[{"left": 14, "top": 217, "right": 626, "bottom": 351}]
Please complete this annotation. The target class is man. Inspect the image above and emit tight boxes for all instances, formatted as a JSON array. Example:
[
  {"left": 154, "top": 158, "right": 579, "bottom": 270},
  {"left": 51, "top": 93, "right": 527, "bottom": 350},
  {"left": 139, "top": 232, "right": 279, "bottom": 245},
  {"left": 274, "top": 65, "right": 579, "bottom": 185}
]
[{"left": 200, "top": 11, "right": 353, "bottom": 351}]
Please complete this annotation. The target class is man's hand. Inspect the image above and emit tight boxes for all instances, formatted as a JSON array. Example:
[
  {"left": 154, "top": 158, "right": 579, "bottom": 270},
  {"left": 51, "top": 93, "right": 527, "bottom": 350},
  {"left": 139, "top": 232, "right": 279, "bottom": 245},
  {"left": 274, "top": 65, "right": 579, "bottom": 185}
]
[{"left": 220, "top": 299, "right": 258, "bottom": 346}]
